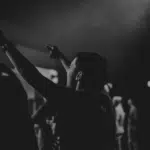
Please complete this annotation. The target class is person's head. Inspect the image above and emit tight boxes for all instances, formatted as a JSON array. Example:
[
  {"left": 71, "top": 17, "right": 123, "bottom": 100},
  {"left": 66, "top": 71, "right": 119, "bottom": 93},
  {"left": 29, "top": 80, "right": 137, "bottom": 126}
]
[
  {"left": 66, "top": 52, "right": 107, "bottom": 91},
  {"left": 112, "top": 96, "right": 122, "bottom": 106},
  {"left": 127, "top": 98, "right": 133, "bottom": 106}
]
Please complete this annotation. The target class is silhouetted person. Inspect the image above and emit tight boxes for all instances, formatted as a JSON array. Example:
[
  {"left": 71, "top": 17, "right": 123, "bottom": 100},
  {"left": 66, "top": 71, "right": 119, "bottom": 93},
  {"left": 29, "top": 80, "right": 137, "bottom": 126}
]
[
  {"left": 0, "top": 31, "right": 115, "bottom": 150},
  {"left": 127, "top": 98, "right": 138, "bottom": 150},
  {"left": 0, "top": 63, "right": 37, "bottom": 150}
]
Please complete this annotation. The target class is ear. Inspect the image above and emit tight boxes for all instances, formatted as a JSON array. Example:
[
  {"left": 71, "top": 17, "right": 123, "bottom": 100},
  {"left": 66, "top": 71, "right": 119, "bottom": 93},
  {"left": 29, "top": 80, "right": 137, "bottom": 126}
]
[{"left": 75, "top": 71, "right": 83, "bottom": 81}]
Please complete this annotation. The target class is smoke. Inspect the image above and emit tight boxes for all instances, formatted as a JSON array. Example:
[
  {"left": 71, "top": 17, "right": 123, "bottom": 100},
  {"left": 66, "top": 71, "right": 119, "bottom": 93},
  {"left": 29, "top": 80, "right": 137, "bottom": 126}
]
[
  {"left": 0, "top": 0, "right": 149, "bottom": 81},
  {"left": 0, "top": 0, "right": 149, "bottom": 49}
]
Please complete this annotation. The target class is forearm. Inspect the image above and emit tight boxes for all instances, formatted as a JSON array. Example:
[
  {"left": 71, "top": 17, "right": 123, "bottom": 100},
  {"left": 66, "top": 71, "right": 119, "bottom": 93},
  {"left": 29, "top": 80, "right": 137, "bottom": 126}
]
[
  {"left": 5, "top": 46, "right": 35, "bottom": 77},
  {"left": 32, "top": 104, "right": 48, "bottom": 124},
  {"left": 59, "top": 53, "right": 70, "bottom": 71},
  {"left": 3, "top": 43, "right": 55, "bottom": 97}
]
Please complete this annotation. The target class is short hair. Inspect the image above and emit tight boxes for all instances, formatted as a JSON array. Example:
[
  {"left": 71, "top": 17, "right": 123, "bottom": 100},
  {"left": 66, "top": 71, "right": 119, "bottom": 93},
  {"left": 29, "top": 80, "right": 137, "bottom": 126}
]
[{"left": 75, "top": 52, "right": 107, "bottom": 90}]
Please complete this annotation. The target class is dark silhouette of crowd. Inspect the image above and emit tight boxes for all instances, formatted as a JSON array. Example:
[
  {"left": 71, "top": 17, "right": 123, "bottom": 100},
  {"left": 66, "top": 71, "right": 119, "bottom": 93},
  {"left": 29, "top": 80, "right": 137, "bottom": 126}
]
[
  {"left": 0, "top": 30, "right": 139, "bottom": 150},
  {"left": 0, "top": 63, "right": 38, "bottom": 150}
]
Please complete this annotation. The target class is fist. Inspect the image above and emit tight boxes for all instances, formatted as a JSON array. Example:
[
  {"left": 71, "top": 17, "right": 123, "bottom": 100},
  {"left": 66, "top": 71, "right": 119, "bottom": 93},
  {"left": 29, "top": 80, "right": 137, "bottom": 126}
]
[{"left": 46, "top": 44, "right": 62, "bottom": 59}]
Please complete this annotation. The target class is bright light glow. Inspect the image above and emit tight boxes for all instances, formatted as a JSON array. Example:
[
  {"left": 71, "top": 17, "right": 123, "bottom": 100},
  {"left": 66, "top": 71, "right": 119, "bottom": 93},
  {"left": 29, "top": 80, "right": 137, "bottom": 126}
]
[
  {"left": 36, "top": 67, "right": 59, "bottom": 84},
  {"left": 1, "top": 72, "right": 9, "bottom": 77},
  {"left": 147, "top": 81, "right": 150, "bottom": 87}
]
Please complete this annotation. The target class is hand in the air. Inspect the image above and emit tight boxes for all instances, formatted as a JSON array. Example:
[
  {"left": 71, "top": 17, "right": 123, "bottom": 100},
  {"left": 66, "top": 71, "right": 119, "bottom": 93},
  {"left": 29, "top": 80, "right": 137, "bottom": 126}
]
[
  {"left": 46, "top": 44, "right": 70, "bottom": 71},
  {"left": 46, "top": 44, "right": 62, "bottom": 59},
  {"left": 0, "top": 30, "right": 13, "bottom": 50},
  {"left": 0, "top": 30, "right": 8, "bottom": 46}
]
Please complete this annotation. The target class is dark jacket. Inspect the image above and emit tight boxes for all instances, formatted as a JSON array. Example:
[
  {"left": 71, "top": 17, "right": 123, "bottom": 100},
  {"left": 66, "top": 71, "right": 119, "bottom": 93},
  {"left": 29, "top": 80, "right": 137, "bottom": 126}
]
[{"left": 5, "top": 46, "right": 116, "bottom": 150}]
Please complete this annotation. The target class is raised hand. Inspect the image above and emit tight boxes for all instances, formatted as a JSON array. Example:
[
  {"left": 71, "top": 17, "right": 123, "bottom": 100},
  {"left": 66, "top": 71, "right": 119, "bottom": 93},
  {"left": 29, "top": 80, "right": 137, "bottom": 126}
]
[
  {"left": 46, "top": 44, "right": 62, "bottom": 59},
  {"left": 46, "top": 44, "right": 70, "bottom": 71},
  {"left": 0, "top": 30, "right": 8, "bottom": 46}
]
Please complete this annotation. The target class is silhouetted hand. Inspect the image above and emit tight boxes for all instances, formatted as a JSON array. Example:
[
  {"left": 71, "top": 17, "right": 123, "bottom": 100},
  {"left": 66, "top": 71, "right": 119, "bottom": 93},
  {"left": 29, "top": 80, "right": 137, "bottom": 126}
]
[
  {"left": 46, "top": 44, "right": 70, "bottom": 71},
  {"left": 0, "top": 30, "right": 8, "bottom": 46},
  {"left": 0, "top": 30, "right": 14, "bottom": 51},
  {"left": 46, "top": 44, "right": 62, "bottom": 59}
]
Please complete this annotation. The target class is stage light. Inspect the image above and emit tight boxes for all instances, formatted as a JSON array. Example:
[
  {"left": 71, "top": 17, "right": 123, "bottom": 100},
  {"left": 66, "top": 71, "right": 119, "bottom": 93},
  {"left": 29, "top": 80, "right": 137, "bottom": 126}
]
[
  {"left": 1, "top": 72, "right": 9, "bottom": 76},
  {"left": 147, "top": 81, "right": 150, "bottom": 87}
]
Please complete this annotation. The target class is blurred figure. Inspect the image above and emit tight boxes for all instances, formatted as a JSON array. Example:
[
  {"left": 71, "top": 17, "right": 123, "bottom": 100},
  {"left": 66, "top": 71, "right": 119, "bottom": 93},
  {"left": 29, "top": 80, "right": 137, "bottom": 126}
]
[
  {"left": 104, "top": 82, "right": 113, "bottom": 99},
  {"left": 127, "top": 98, "right": 138, "bottom": 150},
  {"left": 34, "top": 124, "right": 44, "bottom": 150},
  {"left": 0, "top": 63, "right": 37, "bottom": 150},
  {"left": 31, "top": 92, "right": 48, "bottom": 150},
  {"left": 0, "top": 32, "right": 115, "bottom": 150},
  {"left": 104, "top": 82, "right": 113, "bottom": 94},
  {"left": 121, "top": 97, "right": 130, "bottom": 150},
  {"left": 113, "top": 96, "right": 126, "bottom": 150}
]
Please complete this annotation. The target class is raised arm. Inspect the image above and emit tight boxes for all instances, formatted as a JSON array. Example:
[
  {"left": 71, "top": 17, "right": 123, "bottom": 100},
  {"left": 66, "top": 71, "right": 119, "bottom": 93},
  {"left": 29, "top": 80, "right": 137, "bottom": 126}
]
[
  {"left": 0, "top": 32, "right": 56, "bottom": 99},
  {"left": 59, "top": 53, "right": 70, "bottom": 71},
  {"left": 46, "top": 45, "right": 71, "bottom": 72}
]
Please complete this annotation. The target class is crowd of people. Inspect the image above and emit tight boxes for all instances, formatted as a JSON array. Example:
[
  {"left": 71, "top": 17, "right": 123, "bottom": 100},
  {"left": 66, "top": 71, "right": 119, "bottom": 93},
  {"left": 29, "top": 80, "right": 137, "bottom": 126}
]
[
  {"left": 0, "top": 30, "right": 139, "bottom": 150},
  {"left": 104, "top": 83, "right": 139, "bottom": 150}
]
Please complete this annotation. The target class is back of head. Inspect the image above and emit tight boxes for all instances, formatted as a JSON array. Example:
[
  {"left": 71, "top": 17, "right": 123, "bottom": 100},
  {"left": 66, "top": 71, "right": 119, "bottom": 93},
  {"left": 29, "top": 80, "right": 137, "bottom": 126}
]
[{"left": 76, "top": 52, "right": 107, "bottom": 91}]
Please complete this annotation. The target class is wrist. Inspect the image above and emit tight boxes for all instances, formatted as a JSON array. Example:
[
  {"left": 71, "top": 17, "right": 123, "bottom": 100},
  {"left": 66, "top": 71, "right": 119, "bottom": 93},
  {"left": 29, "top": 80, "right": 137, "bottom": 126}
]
[{"left": 59, "top": 52, "right": 64, "bottom": 59}]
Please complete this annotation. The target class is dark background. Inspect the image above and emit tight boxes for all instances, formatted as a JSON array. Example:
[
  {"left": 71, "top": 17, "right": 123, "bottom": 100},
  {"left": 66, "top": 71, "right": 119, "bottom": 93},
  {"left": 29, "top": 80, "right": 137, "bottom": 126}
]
[
  {"left": 0, "top": 0, "right": 150, "bottom": 148},
  {"left": 0, "top": 1, "right": 149, "bottom": 95},
  {"left": 0, "top": 0, "right": 149, "bottom": 96}
]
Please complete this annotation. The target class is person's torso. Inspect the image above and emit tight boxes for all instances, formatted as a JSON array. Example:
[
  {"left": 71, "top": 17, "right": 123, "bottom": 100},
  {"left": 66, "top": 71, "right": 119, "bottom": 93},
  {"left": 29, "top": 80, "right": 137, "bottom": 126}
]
[{"left": 115, "top": 104, "right": 125, "bottom": 134}]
